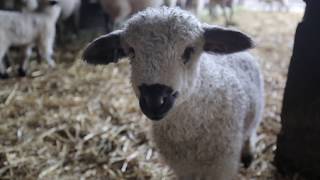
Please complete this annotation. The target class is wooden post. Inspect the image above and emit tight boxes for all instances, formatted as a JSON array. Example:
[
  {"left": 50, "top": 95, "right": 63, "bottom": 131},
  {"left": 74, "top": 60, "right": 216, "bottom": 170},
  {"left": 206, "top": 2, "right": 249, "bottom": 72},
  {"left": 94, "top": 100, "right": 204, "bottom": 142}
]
[{"left": 275, "top": 0, "right": 320, "bottom": 179}]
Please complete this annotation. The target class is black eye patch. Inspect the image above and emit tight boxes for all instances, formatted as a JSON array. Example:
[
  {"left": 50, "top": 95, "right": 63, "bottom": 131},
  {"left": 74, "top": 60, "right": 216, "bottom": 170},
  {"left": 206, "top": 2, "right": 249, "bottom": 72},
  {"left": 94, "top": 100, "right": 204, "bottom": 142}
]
[{"left": 182, "top": 47, "right": 195, "bottom": 64}]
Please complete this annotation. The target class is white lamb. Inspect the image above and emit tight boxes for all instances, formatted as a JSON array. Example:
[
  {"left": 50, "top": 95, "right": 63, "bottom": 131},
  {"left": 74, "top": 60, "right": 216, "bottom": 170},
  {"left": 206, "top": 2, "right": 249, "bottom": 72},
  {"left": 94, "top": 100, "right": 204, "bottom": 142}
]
[
  {"left": 0, "top": 0, "right": 61, "bottom": 78},
  {"left": 82, "top": 7, "right": 264, "bottom": 180}
]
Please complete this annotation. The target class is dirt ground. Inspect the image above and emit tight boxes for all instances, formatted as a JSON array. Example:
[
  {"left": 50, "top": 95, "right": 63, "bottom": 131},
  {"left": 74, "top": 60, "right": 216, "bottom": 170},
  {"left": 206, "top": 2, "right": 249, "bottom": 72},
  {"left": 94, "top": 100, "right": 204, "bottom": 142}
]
[{"left": 0, "top": 9, "right": 304, "bottom": 180}]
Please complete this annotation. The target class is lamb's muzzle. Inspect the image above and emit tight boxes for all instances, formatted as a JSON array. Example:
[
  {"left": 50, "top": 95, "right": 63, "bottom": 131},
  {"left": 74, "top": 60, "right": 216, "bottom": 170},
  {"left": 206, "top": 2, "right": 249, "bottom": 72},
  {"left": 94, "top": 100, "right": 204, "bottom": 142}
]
[{"left": 139, "top": 84, "right": 178, "bottom": 120}]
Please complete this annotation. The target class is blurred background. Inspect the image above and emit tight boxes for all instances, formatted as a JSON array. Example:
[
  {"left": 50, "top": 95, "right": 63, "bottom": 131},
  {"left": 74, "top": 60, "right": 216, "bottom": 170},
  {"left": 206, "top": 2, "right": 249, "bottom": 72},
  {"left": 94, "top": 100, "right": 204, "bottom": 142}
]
[{"left": 0, "top": 0, "right": 306, "bottom": 179}]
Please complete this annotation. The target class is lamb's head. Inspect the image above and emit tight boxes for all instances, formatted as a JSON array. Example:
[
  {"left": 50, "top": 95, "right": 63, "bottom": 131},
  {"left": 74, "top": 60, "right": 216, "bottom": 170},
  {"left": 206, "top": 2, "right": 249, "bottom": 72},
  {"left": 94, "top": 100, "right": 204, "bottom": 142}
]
[{"left": 82, "top": 7, "right": 253, "bottom": 121}]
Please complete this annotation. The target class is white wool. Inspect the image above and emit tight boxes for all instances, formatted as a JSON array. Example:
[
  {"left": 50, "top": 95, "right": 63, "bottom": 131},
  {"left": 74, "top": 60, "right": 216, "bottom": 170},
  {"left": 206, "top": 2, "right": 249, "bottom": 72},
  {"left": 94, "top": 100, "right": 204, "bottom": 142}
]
[
  {"left": 84, "top": 7, "right": 264, "bottom": 180},
  {"left": 125, "top": 8, "right": 264, "bottom": 179}
]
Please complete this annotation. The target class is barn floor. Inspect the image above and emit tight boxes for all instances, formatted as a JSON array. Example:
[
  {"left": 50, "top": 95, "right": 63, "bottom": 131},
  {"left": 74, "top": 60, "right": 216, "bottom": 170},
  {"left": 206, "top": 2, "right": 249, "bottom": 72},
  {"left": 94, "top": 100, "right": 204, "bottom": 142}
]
[{"left": 0, "top": 10, "right": 304, "bottom": 180}]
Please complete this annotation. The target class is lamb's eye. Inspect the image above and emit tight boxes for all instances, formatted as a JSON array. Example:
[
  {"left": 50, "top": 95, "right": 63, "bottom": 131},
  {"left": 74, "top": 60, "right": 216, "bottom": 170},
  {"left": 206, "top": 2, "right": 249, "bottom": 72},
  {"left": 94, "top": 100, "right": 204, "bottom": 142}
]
[
  {"left": 128, "top": 47, "right": 135, "bottom": 58},
  {"left": 182, "top": 47, "right": 195, "bottom": 64}
]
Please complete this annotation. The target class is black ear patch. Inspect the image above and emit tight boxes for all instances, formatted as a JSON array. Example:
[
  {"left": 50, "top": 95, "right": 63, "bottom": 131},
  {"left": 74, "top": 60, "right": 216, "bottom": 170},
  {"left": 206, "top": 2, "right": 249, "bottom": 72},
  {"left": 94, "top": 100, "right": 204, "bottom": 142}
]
[
  {"left": 203, "top": 26, "right": 254, "bottom": 54},
  {"left": 82, "top": 30, "right": 127, "bottom": 65}
]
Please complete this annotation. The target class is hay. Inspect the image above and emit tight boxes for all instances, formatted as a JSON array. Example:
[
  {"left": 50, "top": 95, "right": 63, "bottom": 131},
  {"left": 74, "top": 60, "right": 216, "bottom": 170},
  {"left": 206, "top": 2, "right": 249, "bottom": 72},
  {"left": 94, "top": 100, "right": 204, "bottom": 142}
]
[{"left": 0, "top": 10, "right": 304, "bottom": 180}]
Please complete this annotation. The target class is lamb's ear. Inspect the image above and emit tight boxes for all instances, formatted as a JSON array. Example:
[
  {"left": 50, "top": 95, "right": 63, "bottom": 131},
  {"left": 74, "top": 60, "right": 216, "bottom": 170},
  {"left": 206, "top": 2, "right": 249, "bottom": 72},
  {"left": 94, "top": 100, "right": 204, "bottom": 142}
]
[
  {"left": 203, "top": 25, "right": 254, "bottom": 54},
  {"left": 82, "top": 30, "right": 127, "bottom": 65}
]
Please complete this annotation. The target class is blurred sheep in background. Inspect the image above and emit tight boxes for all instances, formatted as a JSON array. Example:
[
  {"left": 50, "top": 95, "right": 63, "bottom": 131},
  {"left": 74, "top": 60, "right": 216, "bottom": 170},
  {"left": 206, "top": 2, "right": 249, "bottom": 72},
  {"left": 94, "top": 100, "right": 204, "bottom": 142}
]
[
  {"left": 56, "top": 0, "right": 81, "bottom": 42},
  {"left": 0, "top": 0, "right": 61, "bottom": 78},
  {"left": 0, "top": 0, "right": 38, "bottom": 11},
  {"left": 99, "top": 0, "right": 164, "bottom": 32},
  {"left": 208, "top": 0, "right": 235, "bottom": 26},
  {"left": 166, "top": 0, "right": 235, "bottom": 26},
  {"left": 259, "top": 0, "right": 289, "bottom": 12}
]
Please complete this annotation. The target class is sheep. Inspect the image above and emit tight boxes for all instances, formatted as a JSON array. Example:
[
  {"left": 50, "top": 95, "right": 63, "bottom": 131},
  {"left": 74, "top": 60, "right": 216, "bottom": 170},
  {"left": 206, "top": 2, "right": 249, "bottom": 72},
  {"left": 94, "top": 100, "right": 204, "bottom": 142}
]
[
  {"left": 259, "top": 0, "right": 289, "bottom": 12},
  {"left": 82, "top": 7, "right": 264, "bottom": 180},
  {"left": 208, "top": 0, "right": 235, "bottom": 26},
  {"left": 0, "top": 0, "right": 61, "bottom": 78},
  {"left": 56, "top": 0, "right": 81, "bottom": 42},
  {"left": 0, "top": 0, "right": 38, "bottom": 11},
  {"left": 0, "top": 0, "right": 16, "bottom": 10},
  {"left": 165, "top": 0, "right": 188, "bottom": 8},
  {"left": 166, "top": 0, "right": 206, "bottom": 17},
  {"left": 99, "top": 0, "right": 164, "bottom": 32}
]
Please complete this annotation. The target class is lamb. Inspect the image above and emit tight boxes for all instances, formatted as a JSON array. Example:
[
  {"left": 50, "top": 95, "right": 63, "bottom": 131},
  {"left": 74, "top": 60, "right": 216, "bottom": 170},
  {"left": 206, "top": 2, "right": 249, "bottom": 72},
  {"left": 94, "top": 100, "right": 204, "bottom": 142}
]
[
  {"left": 99, "top": 0, "right": 163, "bottom": 32},
  {"left": 82, "top": 7, "right": 264, "bottom": 180},
  {"left": 0, "top": 0, "right": 61, "bottom": 78}
]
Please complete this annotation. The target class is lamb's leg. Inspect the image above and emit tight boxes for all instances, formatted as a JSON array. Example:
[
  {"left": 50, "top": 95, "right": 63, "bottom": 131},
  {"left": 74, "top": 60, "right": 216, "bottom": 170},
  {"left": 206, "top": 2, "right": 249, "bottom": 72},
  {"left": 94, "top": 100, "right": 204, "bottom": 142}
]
[
  {"left": 195, "top": 0, "right": 205, "bottom": 16},
  {"left": 169, "top": 0, "right": 178, "bottom": 7},
  {"left": 38, "top": 36, "right": 56, "bottom": 68},
  {"left": 0, "top": 47, "right": 9, "bottom": 79},
  {"left": 18, "top": 46, "right": 32, "bottom": 77},
  {"left": 209, "top": 2, "right": 218, "bottom": 18},
  {"left": 229, "top": 6, "right": 234, "bottom": 24},
  {"left": 241, "top": 130, "right": 258, "bottom": 168},
  {"left": 221, "top": 6, "right": 229, "bottom": 25}
]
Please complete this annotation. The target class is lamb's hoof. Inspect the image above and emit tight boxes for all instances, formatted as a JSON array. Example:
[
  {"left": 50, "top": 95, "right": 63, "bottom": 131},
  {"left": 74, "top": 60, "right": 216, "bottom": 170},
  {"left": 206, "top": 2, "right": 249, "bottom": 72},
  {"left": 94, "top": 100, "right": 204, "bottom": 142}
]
[
  {"left": 18, "top": 68, "right": 27, "bottom": 77},
  {"left": 0, "top": 73, "right": 9, "bottom": 79},
  {"left": 241, "top": 153, "right": 253, "bottom": 168}
]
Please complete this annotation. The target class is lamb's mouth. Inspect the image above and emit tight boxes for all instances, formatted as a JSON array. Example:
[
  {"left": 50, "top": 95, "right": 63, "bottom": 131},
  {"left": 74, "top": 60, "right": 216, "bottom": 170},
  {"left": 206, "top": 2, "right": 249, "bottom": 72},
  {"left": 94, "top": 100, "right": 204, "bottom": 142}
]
[
  {"left": 138, "top": 84, "right": 179, "bottom": 121},
  {"left": 146, "top": 113, "right": 168, "bottom": 121}
]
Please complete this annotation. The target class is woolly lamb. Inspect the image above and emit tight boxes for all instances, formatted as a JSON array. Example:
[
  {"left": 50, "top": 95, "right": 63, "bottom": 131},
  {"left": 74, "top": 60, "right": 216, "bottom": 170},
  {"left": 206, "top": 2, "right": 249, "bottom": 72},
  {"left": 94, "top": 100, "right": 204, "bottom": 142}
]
[
  {"left": 83, "top": 7, "right": 264, "bottom": 180},
  {"left": 99, "top": 0, "right": 163, "bottom": 32},
  {"left": 0, "top": 0, "right": 61, "bottom": 78}
]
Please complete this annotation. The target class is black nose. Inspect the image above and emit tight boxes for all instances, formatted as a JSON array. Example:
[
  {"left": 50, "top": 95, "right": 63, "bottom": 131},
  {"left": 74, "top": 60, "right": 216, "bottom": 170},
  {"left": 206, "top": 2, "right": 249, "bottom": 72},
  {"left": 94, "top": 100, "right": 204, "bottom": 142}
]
[{"left": 139, "top": 84, "right": 178, "bottom": 121}]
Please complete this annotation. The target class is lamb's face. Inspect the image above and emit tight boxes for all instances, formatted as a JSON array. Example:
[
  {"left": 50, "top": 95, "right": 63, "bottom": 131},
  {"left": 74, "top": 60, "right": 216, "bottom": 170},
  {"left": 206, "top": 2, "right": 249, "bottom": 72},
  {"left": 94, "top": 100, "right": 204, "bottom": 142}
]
[
  {"left": 126, "top": 34, "right": 203, "bottom": 120},
  {"left": 123, "top": 8, "right": 204, "bottom": 120},
  {"left": 82, "top": 7, "right": 254, "bottom": 121}
]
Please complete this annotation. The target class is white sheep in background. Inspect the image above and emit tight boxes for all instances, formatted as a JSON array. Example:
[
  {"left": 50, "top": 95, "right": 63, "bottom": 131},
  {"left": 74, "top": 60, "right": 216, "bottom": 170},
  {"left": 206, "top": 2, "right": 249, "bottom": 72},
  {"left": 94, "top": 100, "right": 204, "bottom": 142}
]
[
  {"left": 0, "top": 0, "right": 61, "bottom": 78},
  {"left": 59, "top": 0, "right": 81, "bottom": 20},
  {"left": 259, "top": 0, "right": 289, "bottom": 12},
  {"left": 57, "top": 0, "right": 81, "bottom": 40},
  {"left": 83, "top": 7, "right": 264, "bottom": 180},
  {"left": 99, "top": 0, "right": 164, "bottom": 32},
  {"left": 165, "top": 0, "right": 187, "bottom": 8},
  {"left": 208, "top": 0, "right": 235, "bottom": 25}
]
